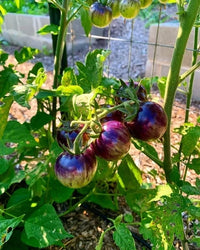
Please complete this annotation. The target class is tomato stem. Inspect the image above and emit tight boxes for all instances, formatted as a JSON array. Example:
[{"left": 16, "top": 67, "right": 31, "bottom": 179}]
[
  {"left": 52, "top": 0, "right": 69, "bottom": 137},
  {"left": 163, "top": 0, "right": 200, "bottom": 182}
]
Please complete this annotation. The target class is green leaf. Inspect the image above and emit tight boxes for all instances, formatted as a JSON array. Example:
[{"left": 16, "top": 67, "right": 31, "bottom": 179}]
[
  {"left": 2, "top": 120, "right": 35, "bottom": 145},
  {"left": 88, "top": 193, "right": 118, "bottom": 211},
  {"left": 37, "top": 24, "right": 59, "bottom": 35},
  {"left": 76, "top": 49, "right": 110, "bottom": 92},
  {"left": 22, "top": 204, "right": 73, "bottom": 248},
  {"left": 0, "top": 96, "right": 13, "bottom": 139},
  {"left": 0, "top": 158, "right": 10, "bottom": 175},
  {"left": 80, "top": 7, "right": 92, "bottom": 36},
  {"left": 126, "top": 188, "right": 157, "bottom": 214},
  {"left": 49, "top": 179, "right": 74, "bottom": 203},
  {"left": 30, "top": 112, "right": 53, "bottom": 131},
  {"left": 118, "top": 154, "right": 142, "bottom": 190},
  {"left": 25, "top": 163, "right": 46, "bottom": 187},
  {"left": 124, "top": 213, "right": 134, "bottom": 223},
  {"left": 0, "top": 140, "right": 15, "bottom": 156},
  {"left": 5, "top": 188, "right": 33, "bottom": 217},
  {"left": 180, "top": 182, "right": 200, "bottom": 195},
  {"left": 132, "top": 139, "right": 159, "bottom": 161},
  {"left": 181, "top": 126, "right": 200, "bottom": 156},
  {"left": 187, "top": 158, "right": 200, "bottom": 174},
  {"left": 0, "top": 216, "right": 23, "bottom": 247},
  {"left": 14, "top": 0, "right": 23, "bottom": 9},
  {"left": 113, "top": 223, "right": 136, "bottom": 250},
  {"left": 0, "top": 50, "right": 8, "bottom": 65},
  {"left": 14, "top": 47, "right": 39, "bottom": 64},
  {"left": 0, "top": 66, "right": 19, "bottom": 98},
  {"left": 0, "top": 167, "right": 25, "bottom": 195},
  {"left": 61, "top": 68, "right": 77, "bottom": 86},
  {"left": 157, "top": 76, "right": 167, "bottom": 98},
  {"left": 57, "top": 85, "right": 83, "bottom": 96}
]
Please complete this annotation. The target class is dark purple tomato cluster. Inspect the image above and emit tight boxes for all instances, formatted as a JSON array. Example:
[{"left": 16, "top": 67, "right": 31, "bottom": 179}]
[
  {"left": 90, "top": 0, "right": 154, "bottom": 28},
  {"left": 54, "top": 80, "right": 167, "bottom": 189}
]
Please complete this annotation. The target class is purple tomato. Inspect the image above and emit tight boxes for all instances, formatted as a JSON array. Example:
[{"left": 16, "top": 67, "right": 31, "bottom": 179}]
[
  {"left": 54, "top": 147, "right": 97, "bottom": 188},
  {"left": 91, "top": 120, "right": 131, "bottom": 161},
  {"left": 125, "top": 101, "right": 168, "bottom": 141}
]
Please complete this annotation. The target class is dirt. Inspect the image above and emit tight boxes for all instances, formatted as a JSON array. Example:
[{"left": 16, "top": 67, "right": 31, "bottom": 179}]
[{"left": 1, "top": 3, "right": 200, "bottom": 250}]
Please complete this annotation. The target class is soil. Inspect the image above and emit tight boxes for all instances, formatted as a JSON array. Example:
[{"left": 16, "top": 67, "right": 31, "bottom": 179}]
[{"left": 1, "top": 3, "right": 200, "bottom": 250}]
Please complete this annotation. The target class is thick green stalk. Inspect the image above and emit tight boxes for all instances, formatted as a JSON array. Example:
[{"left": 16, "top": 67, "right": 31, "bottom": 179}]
[
  {"left": 185, "top": 26, "right": 199, "bottom": 122},
  {"left": 52, "top": 0, "right": 69, "bottom": 137},
  {"left": 163, "top": 0, "right": 200, "bottom": 182}
]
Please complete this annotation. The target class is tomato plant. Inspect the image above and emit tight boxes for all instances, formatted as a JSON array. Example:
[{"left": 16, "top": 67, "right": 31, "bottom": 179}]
[{"left": 0, "top": 0, "right": 200, "bottom": 249}]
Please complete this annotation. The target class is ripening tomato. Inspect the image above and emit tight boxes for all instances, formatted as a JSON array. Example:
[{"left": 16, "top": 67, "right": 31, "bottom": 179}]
[
  {"left": 119, "top": 0, "right": 141, "bottom": 19},
  {"left": 158, "top": 0, "right": 168, "bottom": 4},
  {"left": 140, "top": 0, "right": 152, "bottom": 9},
  {"left": 125, "top": 101, "right": 168, "bottom": 141},
  {"left": 91, "top": 120, "right": 131, "bottom": 161},
  {"left": 90, "top": 2, "right": 112, "bottom": 28},
  {"left": 107, "top": 0, "right": 121, "bottom": 19},
  {"left": 54, "top": 147, "right": 97, "bottom": 188}
]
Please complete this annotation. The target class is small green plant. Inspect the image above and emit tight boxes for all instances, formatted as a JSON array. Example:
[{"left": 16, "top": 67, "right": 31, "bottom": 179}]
[{"left": 0, "top": 0, "right": 200, "bottom": 249}]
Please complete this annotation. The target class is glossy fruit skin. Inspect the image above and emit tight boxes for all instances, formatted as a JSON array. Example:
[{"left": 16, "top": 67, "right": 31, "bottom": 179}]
[
  {"left": 100, "top": 108, "right": 124, "bottom": 123},
  {"left": 107, "top": 0, "right": 120, "bottom": 19},
  {"left": 90, "top": 2, "right": 112, "bottom": 28},
  {"left": 54, "top": 147, "right": 97, "bottom": 188},
  {"left": 56, "top": 125, "right": 89, "bottom": 149},
  {"left": 125, "top": 101, "right": 168, "bottom": 141},
  {"left": 91, "top": 120, "right": 131, "bottom": 161},
  {"left": 140, "top": 0, "right": 152, "bottom": 9},
  {"left": 119, "top": 0, "right": 141, "bottom": 19}
]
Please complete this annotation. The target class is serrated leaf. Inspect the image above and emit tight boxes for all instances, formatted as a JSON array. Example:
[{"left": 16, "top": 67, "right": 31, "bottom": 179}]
[
  {"left": 14, "top": 47, "right": 39, "bottom": 64},
  {"left": 0, "top": 67, "right": 19, "bottom": 98},
  {"left": 76, "top": 49, "right": 110, "bottom": 92},
  {"left": 0, "top": 96, "right": 13, "bottom": 139},
  {"left": 30, "top": 112, "right": 53, "bottom": 131},
  {"left": 113, "top": 223, "right": 136, "bottom": 250},
  {"left": 22, "top": 204, "right": 73, "bottom": 248},
  {"left": 0, "top": 216, "right": 23, "bottom": 246},
  {"left": 37, "top": 24, "right": 59, "bottom": 35},
  {"left": 61, "top": 68, "right": 77, "bottom": 86}
]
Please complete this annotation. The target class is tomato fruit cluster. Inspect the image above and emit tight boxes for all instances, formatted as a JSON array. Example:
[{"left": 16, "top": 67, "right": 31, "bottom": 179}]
[
  {"left": 54, "top": 78, "right": 167, "bottom": 189},
  {"left": 90, "top": 0, "right": 154, "bottom": 28}
]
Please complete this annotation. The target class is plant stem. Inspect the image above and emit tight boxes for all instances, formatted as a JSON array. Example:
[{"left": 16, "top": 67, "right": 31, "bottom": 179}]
[
  {"left": 52, "top": 0, "right": 69, "bottom": 137},
  {"left": 163, "top": 0, "right": 200, "bottom": 182},
  {"left": 59, "top": 187, "right": 95, "bottom": 217}
]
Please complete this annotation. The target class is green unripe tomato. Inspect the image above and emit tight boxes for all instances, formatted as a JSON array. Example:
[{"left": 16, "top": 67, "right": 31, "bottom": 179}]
[
  {"left": 140, "top": 0, "right": 152, "bottom": 9},
  {"left": 107, "top": 0, "right": 121, "bottom": 19},
  {"left": 158, "top": 0, "right": 168, "bottom": 4},
  {"left": 119, "top": 0, "right": 141, "bottom": 19},
  {"left": 90, "top": 2, "right": 112, "bottom": 28}
]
